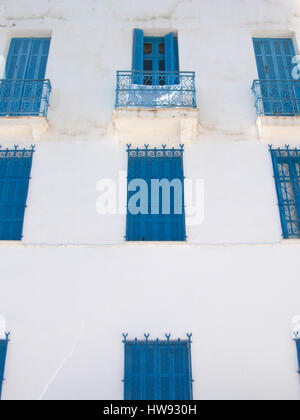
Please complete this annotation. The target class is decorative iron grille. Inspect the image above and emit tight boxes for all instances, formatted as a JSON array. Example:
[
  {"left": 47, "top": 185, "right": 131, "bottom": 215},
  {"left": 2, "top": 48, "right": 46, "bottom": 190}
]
[
  {"left": 0, "top": 79, "right": 51, "bottom": 117},
  {"left": 252, "top": 80, "right": 300, "bottom": 116},
  {"left": 123, "top": 333, "right": 193, "bottom": 401},
  {"left": 126, "top": 145, "right": 186, "bottom": 242},
  {"left": 0, "top": 333, "right": 10, "bottom": 400},
  {"left": 0, "top": 146, "right": 35, "bottom": 240},
  {"left": 116, "top": 71, "right": 196, "bottom": 108},
  {"left": 270, "top": 146, "right": 300, "bottom": 239}
]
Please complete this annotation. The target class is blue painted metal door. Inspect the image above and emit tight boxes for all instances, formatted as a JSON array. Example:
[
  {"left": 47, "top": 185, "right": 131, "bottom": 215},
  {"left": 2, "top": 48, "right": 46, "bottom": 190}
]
[
  {"left": 253, "top": 38, "right": 297, "bottom": 115},
  {"left": 0, "top": 336, "right": 9, "bottom": 400},
  {"left": 0, "top": 38, "right": 50, "bottom": 116}
]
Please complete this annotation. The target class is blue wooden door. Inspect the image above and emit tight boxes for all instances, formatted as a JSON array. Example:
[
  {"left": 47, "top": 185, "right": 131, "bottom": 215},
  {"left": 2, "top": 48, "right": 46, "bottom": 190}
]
[
  {"left": 0, "top": 38, "right": 50, "bottom": 116},
  {"left": 143, "top": 37, "right": 166, "bottom": 86},
  {"left": 253, "top": 38, "right": 297, "bottom": 115}
]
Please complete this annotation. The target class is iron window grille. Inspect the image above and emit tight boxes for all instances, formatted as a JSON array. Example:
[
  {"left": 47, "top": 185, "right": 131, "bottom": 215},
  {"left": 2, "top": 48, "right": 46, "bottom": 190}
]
[
  {"left": 123, "top": 333, "right": 193, "bottom": 401},
  {"left": 126, "top": 145, "right": 186, "bottom": 242},
  {"left": 0, "top": 333, "right": 10, "bottom": 400},
  {"left": 0, "top": 146, "right": 35, "bottom": 240},
  {"left": 270, "top": 146, "right": 300, "bottom": 239}
]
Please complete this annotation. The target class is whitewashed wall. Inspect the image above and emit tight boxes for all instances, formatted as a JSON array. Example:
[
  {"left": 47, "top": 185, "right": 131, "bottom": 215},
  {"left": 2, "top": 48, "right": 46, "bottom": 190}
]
[{"left": 0, "top": 0, "right": 300, "bottom": 400}]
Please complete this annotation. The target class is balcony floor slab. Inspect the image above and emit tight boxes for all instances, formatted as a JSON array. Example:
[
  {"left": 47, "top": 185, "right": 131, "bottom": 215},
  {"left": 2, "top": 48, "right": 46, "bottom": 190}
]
[
  {"left": 0, "top": 117, "right": 49, "bottom": 141},
  {"left": 113, "top": 107, "right": 199, "bottom": 146},
  {"left": 256, "top": 116, "right": 300, "bottom": 145}
]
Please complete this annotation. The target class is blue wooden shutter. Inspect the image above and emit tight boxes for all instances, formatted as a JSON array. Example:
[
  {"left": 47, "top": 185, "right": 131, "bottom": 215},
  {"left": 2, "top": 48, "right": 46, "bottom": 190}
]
[
  {"left": 124, "top": 339, "right": 192, "bottom": 401},
  {"left": 0, "top": 336, "right": 9, "bottom": 400},
  {"left": 1, "top": 38, "right": 50, "bottom": 116},
  {"left": 25, "top": 38, "right": 51, "bottom": 80},
  {"left": 296, "top": 339, "right": 300, "bottom": 374},
  {"left": 5, "top": 38, "right": 32, "bottom": 79},
  {"left": 253, "top": 38, "right": 297, "bottom": 115},
  {"left": 164, "top": 32, "right": 175, "bottom": 85},
  {"left": 126, "top": 148, "right": 186, "bottom": 242},
  {"left": 22, "top": 38, "right": 51, "bottom": 115},
  {"left": 132, "top": 29, "right": 144, "bottom": 84},
  {"left": 0, "top": 150, "right": 34, "bottom": 241},
  {"left": 1, "top": 39, "right": 32, "bottom": 116},
  {"left": 174, "top": 37, "right": 179, "bottom": 72}
]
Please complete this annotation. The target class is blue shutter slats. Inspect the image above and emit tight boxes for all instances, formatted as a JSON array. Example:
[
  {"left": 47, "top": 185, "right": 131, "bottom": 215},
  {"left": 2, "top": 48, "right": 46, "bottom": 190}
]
[
  {"left": 124, "top": 335, "right": 193, "bottom": 401},
  {"left": 0, "top": 333, "right": 9, "bottom": 400},
  {"left": 296, "top": 339, "right": 300, "bottom": 374},
  {"left": 253, "top": 38, "right": 298, "bottom": 116},
  {"left": 164, "top": 32, "right": 175, "bottom": 72},
  {"left": 132, "top": 29, "right": 144, "bottom": 83},
  {"left": 0, "top": 38, "right": 51, "bottom": 116},
  {"left": 164, "top": 32, "right": 175, "bottom": 84},
  {"left": 126, "top": 146, "right": 186, "bottom": 242},
  {"left": 0, "top": 148, "right": 34, "bottom": 241}
]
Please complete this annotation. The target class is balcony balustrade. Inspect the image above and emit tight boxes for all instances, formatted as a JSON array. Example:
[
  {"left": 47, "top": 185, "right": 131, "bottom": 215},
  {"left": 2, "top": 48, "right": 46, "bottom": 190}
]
[
  {"left": 115, "top": 71, "right": 196, "bottom": 109},
  {"left": 252, "top": 79, "right": 300, "bottom": 116},
  {"left": 0, "top": 79, "right": 51, "bottom": 117}
]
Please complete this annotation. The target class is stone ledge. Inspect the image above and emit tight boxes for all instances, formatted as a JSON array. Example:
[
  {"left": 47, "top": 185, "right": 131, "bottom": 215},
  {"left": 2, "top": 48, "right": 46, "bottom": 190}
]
[
  {"left": 113, "top": 107, "right": 199, "bottom": 146},
  {"left": 256, "top": 116, "right": 300, "bottom": 145},
  {"left": 0, "top": 117, "right": 49, "bottom": 141}
]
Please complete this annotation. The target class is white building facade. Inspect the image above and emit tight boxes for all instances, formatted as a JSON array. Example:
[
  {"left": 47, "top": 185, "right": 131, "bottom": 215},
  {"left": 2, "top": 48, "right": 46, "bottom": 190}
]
[{"left": 0, "top": 0, "right": 300, "bottom": 400}]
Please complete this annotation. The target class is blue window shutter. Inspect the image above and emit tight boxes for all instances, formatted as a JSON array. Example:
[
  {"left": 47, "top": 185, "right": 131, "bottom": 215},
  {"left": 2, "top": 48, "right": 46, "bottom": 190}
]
[
  {"left": 253, "top": 38, "right": 297, "bottom": 116},
  {"left": 132, "top": 29, "right": 144, "bottom": 84},
  {"left": 126, "top": 147, "right": 186, "bottom": 242},
  {"left": 5, "top": 38, "right": 32, "bottom": 79},
  {"left": 174, "top": 37, "right": 179, "bottom": 72},
  {"left": 2, "top": 39, "right": 32, "bottom": 116},
  {"left": 124, "top": 337, "right": 193, "bottom": 401},
  {"left": 25, "top": 38, "right": 51, "bottom": 80},
  {"left": 164, "top": 32, "right": 175, "bottom": 72},
  {"left": 23, "top": 38, "right": 51, "bottom": 115},
  {"left": 0, "top": 335, "right": 9, "bottom": 400},
  {"left": 0, "top": 149, "right": 34, "bottom": 241},
  {"left": 296, "top": 339, "right": 300, "bottom": 374},
  {"left": 2, "top": 38, "right": 51, "bottom": 116},
  {"left": 253, "top": 38, "right": 295, "bottom": 81}
]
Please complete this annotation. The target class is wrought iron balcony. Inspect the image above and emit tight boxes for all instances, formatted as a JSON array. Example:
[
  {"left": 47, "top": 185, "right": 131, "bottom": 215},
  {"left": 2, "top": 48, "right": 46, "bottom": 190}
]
[
  {"left": 252, "top": 79, "right": 300, "bottom": 117},
  {"left": 0, "top": 79, "right": 51, "bottom": 117},
  {"left": 115, "top": 71, "right": 196, "bottom": 108}
]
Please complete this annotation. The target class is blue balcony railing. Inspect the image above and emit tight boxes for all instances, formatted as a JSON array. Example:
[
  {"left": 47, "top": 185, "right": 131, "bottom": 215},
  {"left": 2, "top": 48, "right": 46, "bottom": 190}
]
[
  {"left": 0, "top": 79, "right": 51, "bottom": 117},
  {"left": 252, "top": 79, "right": 300, "bottom": 116},
  {"left": 115, "top": 71, "right": 196, "bottom": 108}
]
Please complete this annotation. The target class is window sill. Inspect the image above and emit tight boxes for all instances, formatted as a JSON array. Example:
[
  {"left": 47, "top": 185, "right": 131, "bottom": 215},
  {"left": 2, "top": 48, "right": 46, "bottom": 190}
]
[
  {"left": 113, "top": 108, "right": 199, "bottom": 146},
  {"left": 0, "top": 240, "right": 23, "bottom": 246},
  {"left": 0, "top": 116, "right": 49, "bottom": 141},
  {"left": 256, "top": 115, "right": 300, "bottom": 144}
]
